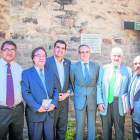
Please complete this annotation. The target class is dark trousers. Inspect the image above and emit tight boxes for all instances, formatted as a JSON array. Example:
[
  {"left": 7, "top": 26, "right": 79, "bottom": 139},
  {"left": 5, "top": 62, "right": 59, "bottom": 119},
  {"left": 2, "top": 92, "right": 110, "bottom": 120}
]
[
  {"left": 54, "top": 103, "right": 68, "bottom": 140},
  {"left": 0, "top": 102, "right": 24, "bottom": 140},
  {"left": 27, "top": 112, "right": 54, "bottom": 140},
  {"left": 101, "top": 99, "right": 125, "bottom": 140},
  {"left": 132, "top": 119, "right": 140, "bottom": 140}
]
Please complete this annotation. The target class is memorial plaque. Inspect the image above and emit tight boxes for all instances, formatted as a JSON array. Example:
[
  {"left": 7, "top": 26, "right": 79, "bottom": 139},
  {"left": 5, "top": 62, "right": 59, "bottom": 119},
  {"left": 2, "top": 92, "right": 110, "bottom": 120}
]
[{"left": 81, "top": 34, "right": 101, "bottom": 53}]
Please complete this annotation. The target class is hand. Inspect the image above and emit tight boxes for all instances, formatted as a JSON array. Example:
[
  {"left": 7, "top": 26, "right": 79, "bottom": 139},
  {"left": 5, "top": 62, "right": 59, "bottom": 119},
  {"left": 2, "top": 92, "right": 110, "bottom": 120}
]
[
  {"left": 59, "top": 92, "right": 70, "bottom": 101},
  {"left": 59, "top": 93, "right": 65, "bottom": 101},
  {"left": 98, "top": 103, "right": 105, "bottom": 112},
  {"left": 46, "top": 104, "right": 55, "bottom": 112},
  {"left": 37, "top": 106, "right": 46, "bottom": 112}
]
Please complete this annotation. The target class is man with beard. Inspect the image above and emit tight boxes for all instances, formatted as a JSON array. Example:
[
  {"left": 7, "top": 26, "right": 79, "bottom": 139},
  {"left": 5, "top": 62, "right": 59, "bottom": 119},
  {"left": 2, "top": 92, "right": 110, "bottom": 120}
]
[
  {"left": 129, "top": 55, "right": 140, "bottom": 140},
  {"left": 97, "top": 47, "right": 132, "bottom": 140}
]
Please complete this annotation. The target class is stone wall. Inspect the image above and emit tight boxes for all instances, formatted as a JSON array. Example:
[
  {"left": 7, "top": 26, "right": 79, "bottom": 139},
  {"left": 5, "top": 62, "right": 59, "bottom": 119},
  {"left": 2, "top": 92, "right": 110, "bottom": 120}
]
[{"left": 0, "top": 0, "right": 140, "bottom": 138}]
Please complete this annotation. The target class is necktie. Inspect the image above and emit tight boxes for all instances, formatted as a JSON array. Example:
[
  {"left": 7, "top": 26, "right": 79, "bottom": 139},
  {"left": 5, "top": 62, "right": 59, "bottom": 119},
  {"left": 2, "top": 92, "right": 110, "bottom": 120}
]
[
  {"left": 84, "top": 63, "right": 90, "bottom": 86},
  {"left": 40, "top": 69, "right": 48, "bottom": 98},
  {"left": 6, "top": 63, "right": 14, "bottom": 108},
  {"left": 108, "top": 66, "right": 118, "bottom": 104}
]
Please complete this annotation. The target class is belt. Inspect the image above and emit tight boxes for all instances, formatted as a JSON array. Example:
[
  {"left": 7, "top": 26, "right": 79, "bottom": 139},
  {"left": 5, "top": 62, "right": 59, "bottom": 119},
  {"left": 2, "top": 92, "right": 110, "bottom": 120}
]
[
  {"left": 0, "top": 102, "right": 23, "bottom": 109},
  {"left": 113, "top": 96, "right": 118, "bottom": 100}
]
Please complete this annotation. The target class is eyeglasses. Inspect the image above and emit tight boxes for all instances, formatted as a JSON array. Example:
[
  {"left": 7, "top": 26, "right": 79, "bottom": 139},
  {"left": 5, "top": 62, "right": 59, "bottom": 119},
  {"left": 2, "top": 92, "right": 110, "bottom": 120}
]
[
  {"left": 34, "top": 55, "right": 46, "bottom": 58},
  {"left": 79, "top": 51, "right": 90, "bottom": 54},
  {"left": 134, "top": 62, "right": 140, "bottom": 65},
  {"left": 2, "top": 48, "right": 16, "bottom": 52}
]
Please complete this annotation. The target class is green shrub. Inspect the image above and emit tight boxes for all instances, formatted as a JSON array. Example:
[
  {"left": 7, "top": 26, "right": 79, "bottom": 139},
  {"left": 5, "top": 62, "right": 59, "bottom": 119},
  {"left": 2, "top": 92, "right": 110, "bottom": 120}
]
[{"left": 65, "top": 119, "right": 76, "bottom": 140}]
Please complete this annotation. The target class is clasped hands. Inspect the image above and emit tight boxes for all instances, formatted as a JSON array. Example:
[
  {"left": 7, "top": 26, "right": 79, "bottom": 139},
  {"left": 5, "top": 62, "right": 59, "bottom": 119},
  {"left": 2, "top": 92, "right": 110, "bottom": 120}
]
[
  {"left": 37, "top": 104, "right": 55, "bottom": 112},
  {"left": 59, "top": 92, "right": 70, "bottom": 101}
]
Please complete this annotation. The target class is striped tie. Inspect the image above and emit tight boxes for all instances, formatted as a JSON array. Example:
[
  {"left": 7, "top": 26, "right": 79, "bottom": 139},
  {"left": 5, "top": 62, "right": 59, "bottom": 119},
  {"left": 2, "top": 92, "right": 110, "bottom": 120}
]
[{"left": 84, "top": 63, "right": 90, "bottom": 86}]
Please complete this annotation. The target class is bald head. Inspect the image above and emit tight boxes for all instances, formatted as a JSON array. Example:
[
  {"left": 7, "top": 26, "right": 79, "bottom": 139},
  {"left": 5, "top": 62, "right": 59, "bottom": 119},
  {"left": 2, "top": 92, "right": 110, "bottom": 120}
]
[{"left": 134, "top": 55, "right": 140, "bottom": 74}]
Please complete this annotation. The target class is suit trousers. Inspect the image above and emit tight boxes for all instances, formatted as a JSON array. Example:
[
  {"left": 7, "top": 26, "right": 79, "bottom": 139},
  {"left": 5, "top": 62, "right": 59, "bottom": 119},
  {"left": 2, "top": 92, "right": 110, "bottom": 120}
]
[
  {"left": 54, "top": 102, "right": 68, "bottom": 140},
  {"left": 101, "top": 99, "right": 125, "bottom": 140},
  {"left": 0, "top": 102, "right": 24, "bottom": 140},
  {"left": 27, "top": 112, "right": 54, "bottom": 140},
  {"left": 132, "top": 118, "right": 140, "bottom": 140},
  {"left": 75, "top": 100, "right": 96, "bottom": 140}
]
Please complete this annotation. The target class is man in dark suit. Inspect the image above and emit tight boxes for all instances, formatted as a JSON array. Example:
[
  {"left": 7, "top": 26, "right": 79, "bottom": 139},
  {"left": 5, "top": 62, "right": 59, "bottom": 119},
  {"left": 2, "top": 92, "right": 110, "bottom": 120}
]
[
  {"left": 45, "top": 40, "right": 72, "bottom": 140},
  {"left": 129, "top": 55, "right": 140, "bottom": 140},
  {"left": 97, "top": 47, "right": 132, "bottom": 140},
  {"left": 22, "top": 47, "right": 59, "bottom": 140},
  {"left": 70, "top": 44, "right": 100, "bottom": 140}
]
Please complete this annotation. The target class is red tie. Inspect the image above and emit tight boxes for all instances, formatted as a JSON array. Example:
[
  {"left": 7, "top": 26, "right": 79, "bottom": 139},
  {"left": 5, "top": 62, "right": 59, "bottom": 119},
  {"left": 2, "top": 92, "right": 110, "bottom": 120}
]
[{"left": 6, "top": 63, "right": 14, "bottom": 108}]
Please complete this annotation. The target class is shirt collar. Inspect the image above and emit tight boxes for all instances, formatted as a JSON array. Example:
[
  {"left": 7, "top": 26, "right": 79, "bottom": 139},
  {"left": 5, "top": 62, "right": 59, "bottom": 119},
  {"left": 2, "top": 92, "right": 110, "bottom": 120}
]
[
  {"left": 111, "top": 63, "right": 121, "bottom": 69},
  {"left": 34, "top": 65, "right": 44, "bottom": 73},
  {"left": 1, "top": 58, "right": 14, "bottom": 67},
  {"left": 54, "top": 55, "right": 64, "bottom": 64},
  {"left": 81, "top": 60, "right": 89, "bottom": 65}
]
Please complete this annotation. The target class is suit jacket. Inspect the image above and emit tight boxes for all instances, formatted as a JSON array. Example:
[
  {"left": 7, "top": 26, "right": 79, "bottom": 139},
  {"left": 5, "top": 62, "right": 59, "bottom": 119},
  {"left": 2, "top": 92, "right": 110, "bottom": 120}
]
[
  {"left": 129, "top": 72, "right": 140, "bottom": 124},
  {"left": 45, "top": 56, "right": 72, "bottom": 107},
  {"left": 97, "top": 64, "right": 132, "bottom": 116},
  {"left": 70, "top": 61, "right": 100, "bottom": 111},
  {"left": 22, "top": 66, "right": 59, "bottom": 122}
]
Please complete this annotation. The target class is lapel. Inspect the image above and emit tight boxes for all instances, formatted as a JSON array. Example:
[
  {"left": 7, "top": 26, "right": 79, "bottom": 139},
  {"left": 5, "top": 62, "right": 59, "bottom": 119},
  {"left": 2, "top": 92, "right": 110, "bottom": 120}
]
[
  {"left": 77, "top": 61, "right": 86, "bottom": 85},
  {"left": 50, "top": 56, "right": 61, "bottom": 84},
  {"left": 133, "top": 73, "right": 140, "bottom": 96},
  {"left": 105, "top": 64, "right": 112, "bottom": 99},
  {"left": 30, "top": 66, "right": 46, "bottom": 92},
  {"left": 129, "top": 72, "right": 137, "bottom": 93},
  {"left": 63, "top": 58, "right": 67, "bottom": 88},
  {"left": 44, "top": 66, "right": 49, "bottom": 95},
  {"left": 88, "top": 61, "right": 94, "bottom": 85}
]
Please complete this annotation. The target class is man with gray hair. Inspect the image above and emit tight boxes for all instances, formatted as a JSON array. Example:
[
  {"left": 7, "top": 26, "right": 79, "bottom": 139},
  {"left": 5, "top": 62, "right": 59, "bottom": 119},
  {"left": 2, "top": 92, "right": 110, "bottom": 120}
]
[{"left": 97, "top": 47, "right": 132, "bottom": 140}]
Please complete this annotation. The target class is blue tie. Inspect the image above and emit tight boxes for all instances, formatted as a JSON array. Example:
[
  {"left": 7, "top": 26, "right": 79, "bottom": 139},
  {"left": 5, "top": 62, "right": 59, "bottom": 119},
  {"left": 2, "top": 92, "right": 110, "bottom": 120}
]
[
  {"left": 84, "top": 63, "right": 90, "bottom": 86},
  {"left": 40, "top": 69, "right": 49, "bottom": 98}
]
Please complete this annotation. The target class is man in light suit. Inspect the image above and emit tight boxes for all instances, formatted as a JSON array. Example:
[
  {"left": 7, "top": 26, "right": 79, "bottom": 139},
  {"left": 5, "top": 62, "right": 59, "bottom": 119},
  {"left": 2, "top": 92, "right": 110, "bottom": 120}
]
[
  {"left": 22, "top": 47, "right": 59, "bottom": 140},
  {"left": 97, "top": 47, "right": 132, "bottom": 140},
  {"left": 129, "top": 55, "right": 140, "bottom": 140},
  {"left": 70, "top": 44, "right": 100, "bottom": 140},
  {"left": 45, "top": 40, "right": 72, "bottom": 140}
]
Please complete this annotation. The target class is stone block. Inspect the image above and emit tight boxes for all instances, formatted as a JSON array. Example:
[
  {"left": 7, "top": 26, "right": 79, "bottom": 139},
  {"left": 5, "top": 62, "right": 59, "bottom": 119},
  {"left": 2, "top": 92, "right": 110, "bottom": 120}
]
[
  {"left": 64, "top": 18, "right": 75, "bottom": 27},
  {"left": 10, "top": 33, "right": 24, "bottom": 39},
  {"left": 114, "top": 39, "right": 123, "bottom": 44},
  {"left": 11, "top": 0, "right": 21, "bottom": 7},
  {"left": 0, "top": 22, "right": 10, "bottom": 30},
  {"left": 0, "top": 31, "right": 5, "bottom": 38},
  {"left": 13, "top": 24, "right": 28, "bottom": 33},
  {"left": 54, "top": 26, "right": 71, "bottom": 34},
  {"left": 114, "top": 31, "right": 127, "bottom": 37}
]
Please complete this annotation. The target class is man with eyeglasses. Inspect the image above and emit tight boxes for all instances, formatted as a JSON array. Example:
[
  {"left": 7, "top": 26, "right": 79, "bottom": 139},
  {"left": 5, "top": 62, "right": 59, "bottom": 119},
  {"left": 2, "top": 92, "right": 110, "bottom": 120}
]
[
  {"left": 70, "top": 44, "right": 99, "bottom": 140},
  {"left": 45, "top": 40, "right": 72, "bottom": 140},
  {"left": 129, "top": 55, "right": 140, "bottom": 140},
  {"left": 0, "top": 40, "right": 24, "bottom": 140},
  {"left": 22, "top": 47, "right": 59, "bottom": 140},
  {"left": 97, "top": 47, "right": 132, "bottom": 140}
]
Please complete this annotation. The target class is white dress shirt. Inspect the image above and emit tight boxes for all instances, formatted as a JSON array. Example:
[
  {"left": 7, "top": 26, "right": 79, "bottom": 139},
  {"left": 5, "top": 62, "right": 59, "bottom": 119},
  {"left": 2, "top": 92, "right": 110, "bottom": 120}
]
[
  {"left": 54, "top": 56, "right": 65, "bottom": 90},
  {"left": 81, "top": 60, "right": 90, "bottom": 77},
  {"left": 0, "top": 58, "right": 23, "bottom": 106},
  {"left": 109, "top": 64, "right": 121, "bottom": 97}
]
